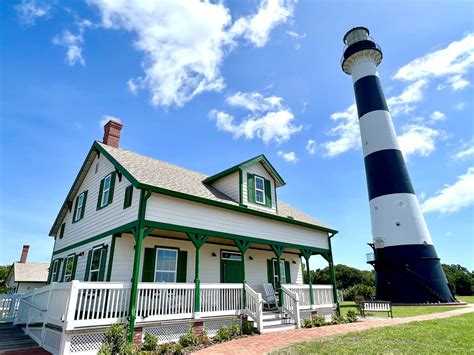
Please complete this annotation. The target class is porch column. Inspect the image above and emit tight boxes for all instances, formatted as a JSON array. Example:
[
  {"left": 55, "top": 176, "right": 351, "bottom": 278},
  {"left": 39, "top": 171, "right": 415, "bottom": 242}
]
[
  {"left": 300, "top": 249, "right": 315, "bottom": 307},
  {"left": 235, "top": 240, "right": 250, "bottom": 308},
  {"left": 187, "top": 233, "right": 209, "bottom": 318},
  {"left": 326, "top": 234, "right": 340, "bottom": 314},
  {"left": 128, "top": 189, "right": 152, "bottom": 342},
  {"left": 271, "top": 245, "right": 285, "bottom": 306}
]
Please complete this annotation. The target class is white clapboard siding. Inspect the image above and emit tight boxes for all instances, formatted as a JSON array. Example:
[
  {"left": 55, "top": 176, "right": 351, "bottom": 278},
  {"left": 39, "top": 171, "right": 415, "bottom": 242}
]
[
  {"left": 211, "top": 172, "right": 240, "bottom": 203},
  {"left": 110, "top": 234, "right": 303, "bottom": 285},
  {"left": 54, "top": 153, "right": 140, "bottom": 251},
  {"left": 146, "top": 194, "right": 329, "bottom": 250},
  {"left": 242, "top": 162, "right": 277, "bottom": 214}
]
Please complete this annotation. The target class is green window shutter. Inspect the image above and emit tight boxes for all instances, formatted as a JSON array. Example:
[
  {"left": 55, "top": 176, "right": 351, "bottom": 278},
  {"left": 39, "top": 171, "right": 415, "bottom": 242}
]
[
  {"left": 59, "top": 223, "right": 65, "bottom": 239},
  {"left": 60, "top": 259, "right": 67, "bottom": 282},
  {"left": 84, "top": 250, "right": 92, "bottom": 281},
  {"left": 47, "top": 261, "right": 53, "bottom": 284},
  {"left": 247, "top": 173, "right": 255, "bottom": 203},
  {"left": 264, "top": 179, "right": 272, "bottom": 208},
  {"left": 142, "top": 248, "right": 156, "bottom": 282},
  {"left": 124, "top": 185, "right": 133, "bottom": 209},
  {"left": 80, "top": 191, "right": 88, "bottom": 219},
  {"left": 71, "top": 255, "right": 78, "bottom": 280},
  {"left": 108, "top": 172, "right": 116, "bottom": 205},
  {"left": 177, "top": 250, "right": 188, "bottom": 282},
  {"left": 54, "top": 259, "right": 62, "bottom": 282},
  {"left": 97, "top": 178, "right": 105, "bottom": 210},
  {"left": 73, "top": 196, "right": 79, "bottom": 222},
  {"left": 98, "top": 246, "right": 108, "bottom": 281},
  {"left": 284, "top": 261, "right": 291, "bottom": 284},
  {"left": 267, "top": 259, "right": 274, "bottom": 284}
]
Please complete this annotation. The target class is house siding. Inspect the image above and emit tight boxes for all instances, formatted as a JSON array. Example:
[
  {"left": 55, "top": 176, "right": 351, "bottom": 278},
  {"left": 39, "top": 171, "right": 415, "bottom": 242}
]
[
  {"left": 146, "top": 194, "right": 329, "bottom": 250},
  {"left": 242, "top": 163, "right": 277, "bottom": 213},
  {"left": 53, "top": 154, "right": 140, "bottom": 252},
  {"left": 210, "top": 172, "right": 240, "bottom": 203}
]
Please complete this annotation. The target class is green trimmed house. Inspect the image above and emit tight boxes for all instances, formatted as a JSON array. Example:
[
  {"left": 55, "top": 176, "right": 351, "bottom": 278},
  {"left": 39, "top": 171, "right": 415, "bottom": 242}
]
[{"left": 12, "top": 120, "right": 339, "bottom": 354}]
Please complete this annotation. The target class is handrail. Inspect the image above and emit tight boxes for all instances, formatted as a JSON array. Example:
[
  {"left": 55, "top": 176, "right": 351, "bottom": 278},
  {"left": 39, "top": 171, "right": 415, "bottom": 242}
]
[
  {"left": 19, "top": 298, "right": 47, "bottom": 313},
  {"left": 244, "top": 284, "right": 263, "bottom": 333},
  {"left": 281, "top": 285, "right": 300, "bottom": 328}
]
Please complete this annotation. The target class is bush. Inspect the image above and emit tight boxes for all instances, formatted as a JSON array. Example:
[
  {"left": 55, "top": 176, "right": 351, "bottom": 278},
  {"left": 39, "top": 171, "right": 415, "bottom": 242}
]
[
  {"left": 346, "top": 310, "right": 358, "bottom": 323},
  {"left": 229, "top": 322, "right": 241, "bottom": 337},
  {"left": 354, "top": 295, "right": 365, "bottom": 305},
  {"left": 331, "top": 314, "right": 347, "bottom": 325},
  {"left": 344, "top": 284, "right": 375, "bottom": 302},
  {"left": 198, "top": 328, "right": 211, "bottom": 346},
  {"left": 119, "top": 342, "right": 136, "bottom": 355},
  {"left": 242, "top": 319, "right": 254, "bottom": 335},
  {"left": 142, "top": 331, "right": 158, "bottom": 351},
  {"left": 214, "top": 325, "right": 231, "bottom": 342},
  {"left": 160, "top": 342, "right": 174, "bottom": 354},
  {"left": 173, "top": 343, "right": 184, "bottom": 354},
  {"left": 301, "top": 319, "right": 313, "bottom": 328},
  {"left": 98, "top": 323, "right": 128, "bottom": 354},
  {"left": 312, "top": 316, "right": 327, "bottom": 327},
  {"left": 179, "top": 328, "right": 198, "bottom": 348}
]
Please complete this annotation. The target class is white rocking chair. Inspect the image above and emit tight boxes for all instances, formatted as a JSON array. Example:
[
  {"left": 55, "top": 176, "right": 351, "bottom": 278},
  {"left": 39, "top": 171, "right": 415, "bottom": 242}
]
[{"left": 262, "top": 283, "right": 278, "bottom": 310}]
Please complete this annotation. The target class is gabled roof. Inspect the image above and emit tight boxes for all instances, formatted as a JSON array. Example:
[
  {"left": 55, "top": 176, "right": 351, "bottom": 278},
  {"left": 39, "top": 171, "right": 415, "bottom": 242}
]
[
  {"left": 49, "top": 141, "right": 337, "bottom": 236},
  {"left": 203, "top": 154, "right": 286, "bottom": 187},
  {"left": 10, "top": 262, "right": 49, "bottom": 283}
]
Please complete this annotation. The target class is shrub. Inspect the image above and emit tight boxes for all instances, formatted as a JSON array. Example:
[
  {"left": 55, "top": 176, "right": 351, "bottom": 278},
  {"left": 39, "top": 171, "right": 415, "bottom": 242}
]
[
  {"left": 312, "top": 316, "right": 327, "bottom": 327},
  {"left": 198, "top": 328, "right": 212, "bottom": 346},
  {"left": 229, "top": 322, "right": 241, "bottom": 337},
  {"left": 99, "top": 323, "right": 128, "bottom": 354},
  {"left": 346, "top": 310, "right": 358, "bottom": 323},
  {"left": 331, "top": 314, "right": 347, "bottom": 325},
  {"left": 173, "top": 343, "right": 184, "bottom": 354},
  {"left": 354, "top": 295, "right": 365, "bottom": 305},
  {"left": 142, "top": 331, "right": 158, "bottom": 351},
  {"left": 179, "top": 328, "right": 198, "bottom": 348},
  {"left": 119, "top": 342, "right": 136, "bottom": 355},
  {"left": 242, "top": 319, "right": 254, "bottom": 335},
  {"left": 160, "top": 342, "right": 174, "bottom": 354},
  {"left": 301, "top": 319, "right": 313, "bottom": 328},
  {"left": 344, "top": 284, "right": 375, "bottom": 302},
  {"left": 214, "top": 325, "right": 231, "bottom": 342}
]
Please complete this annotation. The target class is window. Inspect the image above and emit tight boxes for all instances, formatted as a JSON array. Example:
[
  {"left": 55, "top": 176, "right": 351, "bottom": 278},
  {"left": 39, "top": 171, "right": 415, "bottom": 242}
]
[
  {"left": 272, "top": 259, "right": 286, "bottom": 286},
  {"left": 123, "top": 185, "right": 133, "bottom": 209},
  {"left": 51, "top": 259, "right": 60, "bottom": 282},
  {"left": 59, "top": 223, "right": 65, "bottom": 239},
  {"left": 73, "top": 191, "right": 87, "bottom": 222},
  {"left": 101, "top": 174, "right": 112, "bottom": 207},
  {"left": 89, "top": 248, "right": 103, "bottom": 282},
  {"left": 155, "top": 248, "right": 178, "bottom": 282},
  {"left": 221, "top": 251, "right": 242, "bottom": 261},
  {"left": 64, "top": 255, "right": 75, "bottom": 282},
  {"left": 255, "top": 176, "right": 265, "bottom": 204}
]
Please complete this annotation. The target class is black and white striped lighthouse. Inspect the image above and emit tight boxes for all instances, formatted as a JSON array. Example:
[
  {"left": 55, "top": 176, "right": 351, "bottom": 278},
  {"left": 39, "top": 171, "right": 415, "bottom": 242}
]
[{"left": 341, "top": 27, "right": 455, "bottom": 303}]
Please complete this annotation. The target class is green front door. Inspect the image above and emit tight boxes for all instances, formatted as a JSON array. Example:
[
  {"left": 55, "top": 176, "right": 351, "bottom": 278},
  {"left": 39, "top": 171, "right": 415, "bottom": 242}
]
[{"left": 221, "top": 251, "right": 243, "bottom": 283}]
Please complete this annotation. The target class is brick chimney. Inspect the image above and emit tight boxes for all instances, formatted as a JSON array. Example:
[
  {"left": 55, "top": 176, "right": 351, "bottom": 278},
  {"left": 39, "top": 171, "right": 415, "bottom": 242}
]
[
  {"left": 103, "top": 119, "right": 123, "bottom": 148},
  {"left": 20, "top": 245, "right": 30, "bottom": 263}
]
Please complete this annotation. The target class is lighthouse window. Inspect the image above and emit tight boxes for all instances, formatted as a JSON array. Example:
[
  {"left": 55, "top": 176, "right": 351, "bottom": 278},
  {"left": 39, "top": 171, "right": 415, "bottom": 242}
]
[{"left": 255, "top": 176, "right": 265, "bottom": 204}]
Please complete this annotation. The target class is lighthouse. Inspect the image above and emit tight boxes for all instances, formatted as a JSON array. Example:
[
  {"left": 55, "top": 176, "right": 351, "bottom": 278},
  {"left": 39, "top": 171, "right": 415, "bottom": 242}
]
[{"left": 341, "top": 27, "right": 455, "bottom": 303}]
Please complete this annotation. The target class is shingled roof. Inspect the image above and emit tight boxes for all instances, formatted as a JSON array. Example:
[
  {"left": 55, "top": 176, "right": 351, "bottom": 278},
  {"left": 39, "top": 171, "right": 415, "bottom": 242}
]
[
  {"left": 11, "top": 262, "right": 49, "bottom": 283},
  {"left": 97, "top": 142, "right": 329, "bottom": 228}
]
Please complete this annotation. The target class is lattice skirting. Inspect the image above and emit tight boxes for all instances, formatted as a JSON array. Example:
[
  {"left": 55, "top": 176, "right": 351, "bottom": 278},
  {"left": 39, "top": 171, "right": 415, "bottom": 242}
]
[
  {"left": 143, "top": 323, "right": 192, "bottom": 344},
  {"left": 300, "top": 307, "right": 334, "bottom": 321},
  {"left": 43, "top": 328, "right": 62, "bottom": 354},
  {"left": 203, "top": 318, "right": 241, "bottom": 337},
  {"left": 65, "top": 331, "right": 107, "bottom": 354}
]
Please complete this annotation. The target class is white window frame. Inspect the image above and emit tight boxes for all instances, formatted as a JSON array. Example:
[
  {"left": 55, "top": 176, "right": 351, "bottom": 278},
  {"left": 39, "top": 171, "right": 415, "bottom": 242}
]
[
  {"left": 254, "top": 175, "right": 265, "bottom": 205},
  {"left": 272, "top": 259, "right": 286, "bottom": 287},
  {"left": 74, "top": 192, "right": 86, "bottom": 221},
  {"left": 51, "top": 259, "right": 60, "bottom": 282},
  {"left": 64, "top": 255, "right": 75, "bottom": 282},
  {"left": 154, "top": 248, "right": 178, "bottom": 283},
  {"left": 100, "top": 174, "right": 112, "bottom": 207},
  {"left": 89, "top": 248, "right": 103, "bottom": 282},
  {"left": 221, "top": 251, "right": 242, "bottom": 261}
]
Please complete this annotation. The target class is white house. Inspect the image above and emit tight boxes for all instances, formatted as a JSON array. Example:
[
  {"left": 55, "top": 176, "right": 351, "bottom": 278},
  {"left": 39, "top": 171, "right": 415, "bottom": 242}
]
[{"left": 10, "top": 120, "right": 339, "bottom": 354}]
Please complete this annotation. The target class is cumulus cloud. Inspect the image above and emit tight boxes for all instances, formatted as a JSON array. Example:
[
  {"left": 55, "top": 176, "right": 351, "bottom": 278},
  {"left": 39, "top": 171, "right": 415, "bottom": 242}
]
[
  {"left": 277, "top": 151, "right": 298, "bottom": 163},
  {"left": 88, "top": 0, "right": 295, "bottom": 107},
  {"left": 306, "top": 139, "right": 316, "bottom": 155},
  {"left": 398, "top": 124, "right": 443, "bottom": 159},
  {"left": 100, "top": 114, "right": 122, "bottom": 128},
  {"left": 421, "top": 167, "right": 474, "bottom": 213},
  {"left": 393, "top": 33, "right": 474, "bottom": 91},
  {"left": 226, "top": 91, "right": 283, "bottom": 112},
  {"left": 453, "top": 143, "right": 474, "bottom": 160},
  {"left": 429, "top": 111, "right": 446, "bottom": 122},
  {"left": 53, "top": 30, "right": 85, "bottom": 66},
  {"left": 386, "top": 79, "right": 427, "bottom": 116},
  {"left": 16, "top": 0, "right": 52, "bottom": 26},
  {"left": 321, "top": 104, "right": 359, "bottom": 157}
]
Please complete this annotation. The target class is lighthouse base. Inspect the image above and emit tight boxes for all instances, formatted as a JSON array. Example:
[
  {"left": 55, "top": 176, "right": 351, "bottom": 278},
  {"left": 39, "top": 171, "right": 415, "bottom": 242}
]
[{"left": 373, "top": 244, "right": 455, "bottom": 303}]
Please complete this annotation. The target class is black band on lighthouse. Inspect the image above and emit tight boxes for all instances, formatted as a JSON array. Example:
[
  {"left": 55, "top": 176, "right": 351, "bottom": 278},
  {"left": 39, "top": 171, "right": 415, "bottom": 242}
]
[
  {"left": 354, "top": 75, "right": 388, "bottom": 118},
  {"left": 364, "top": 149, "right": 415, "bottom": 200}
]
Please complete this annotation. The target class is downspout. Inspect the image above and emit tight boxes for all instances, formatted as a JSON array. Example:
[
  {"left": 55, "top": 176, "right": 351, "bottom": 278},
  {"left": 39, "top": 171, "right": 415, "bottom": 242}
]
[
  {"left": 328, "top": 233, "right": 340, "bottom": 314},
  {"left": 128, "top": 189, "right": 152, "bottom": 342}
]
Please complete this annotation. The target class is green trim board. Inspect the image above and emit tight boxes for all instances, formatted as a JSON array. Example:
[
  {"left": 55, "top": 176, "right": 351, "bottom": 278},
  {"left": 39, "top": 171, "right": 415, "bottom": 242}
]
[{"left": 143, "top": 220, "right": 330, "bottom": 255}]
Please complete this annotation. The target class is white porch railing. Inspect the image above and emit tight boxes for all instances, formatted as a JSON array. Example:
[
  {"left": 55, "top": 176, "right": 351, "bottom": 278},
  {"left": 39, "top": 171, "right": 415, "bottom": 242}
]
[
  {"left": 0, "top": 293, "right": 21, "bottom": 322},
  {"left": 286, "top": 284, "right": 334, "bottom": 309},
  {"left": 281, "top": 285, "right": 300, "bottom": 328},
  {"left": 244, "top": 284, "right": 263, "bottom": 333},
  {"left": 200, "top": 283, "right": 243, "bottom": 317}
]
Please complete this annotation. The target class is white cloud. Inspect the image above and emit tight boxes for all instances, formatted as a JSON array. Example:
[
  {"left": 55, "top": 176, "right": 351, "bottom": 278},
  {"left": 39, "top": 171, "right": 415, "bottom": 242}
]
[
  {"left": 100, "top": 115, "right": 122, "bottom": 128},
  {"left": 453, "top": 145, "right": 474, "bottom": 160},
  {"left": 321, "top": 104, "right": 359, "bottom": 157},
  {"left": 429, "top": 111, "right": 446, "bottom": 122},
  {"left": 393, "top": 33, "right": 474, "bottom": 91},
  {"left": 89, "top": 0, "right": 295, "bottom": 107},
  {"left": 226, "top": 92, "right": 283, "bottom": 112},
  {"left": 286, "top": 30, "right": 306, "bottom": 49},
  {"left": 16, "top": 0, "right": 52, "bottom": 25},
  {"left": 277, "top": 151, "right": 298, "bottom": 163},
  {"left": 421, "top": 167, "right": 474, "bottom": 213},
  {"left": 53, "top": 30, "right": 85, "bottom": 66},
  {"left": 386, "top": 79, "right": 427, "bottom": 116},
  {"left": 306, "top": 139, "right": 316, "bottom": 155},
  {"left": 455, "top": 102, "right": 465, "bottom": 111},
  {"left": 231, "top": 0, "right": 295, "bottom": 47},
  {"left": 398, "top": 124, "right": 443, "bottom": 159}
]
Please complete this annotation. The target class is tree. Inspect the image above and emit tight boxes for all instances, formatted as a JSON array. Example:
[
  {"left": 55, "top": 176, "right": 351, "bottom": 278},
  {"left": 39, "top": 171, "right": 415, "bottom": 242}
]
[
  {"left": 442, "top": 264, "right": 473, "bottom": 296},
  {"left": 305, "top": 264, "right": 375, "bottom": 290},
  {"left": 0, "top": 265, "right": 12, "bottom": 294}
]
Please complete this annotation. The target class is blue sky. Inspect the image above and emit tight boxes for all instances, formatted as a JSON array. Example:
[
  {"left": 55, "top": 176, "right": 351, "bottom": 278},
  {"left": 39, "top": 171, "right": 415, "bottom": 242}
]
[{"left": 1, "top": 0, "right": 473, "bottom": 271}]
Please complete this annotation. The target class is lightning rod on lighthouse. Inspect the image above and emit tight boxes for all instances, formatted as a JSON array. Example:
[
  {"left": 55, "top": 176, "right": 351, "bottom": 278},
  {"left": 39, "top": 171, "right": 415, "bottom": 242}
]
[{"left": 341, "top": 27, "right": 455, "bottom": 303}]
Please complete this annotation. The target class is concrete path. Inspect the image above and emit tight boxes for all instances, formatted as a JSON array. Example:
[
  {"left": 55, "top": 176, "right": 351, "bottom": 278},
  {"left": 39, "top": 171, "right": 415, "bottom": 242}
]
[
  {"left": 0, "top": 323, "right": 50, "bottom": 355},
  {"left": 197, "top": 305, "right": 474, "bottom": 354}
]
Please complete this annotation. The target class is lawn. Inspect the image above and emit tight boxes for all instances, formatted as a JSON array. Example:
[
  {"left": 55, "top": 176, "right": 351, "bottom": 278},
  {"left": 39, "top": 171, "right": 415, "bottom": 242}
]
[
  {"left": 272, "top": 312, "right": 474, "bottom": 354},
  {"left": 456, "top": 295, "right": 474, "bottom": 304},
  {"left": 339, "top": 302, "right": 465, "bottom": 318}
]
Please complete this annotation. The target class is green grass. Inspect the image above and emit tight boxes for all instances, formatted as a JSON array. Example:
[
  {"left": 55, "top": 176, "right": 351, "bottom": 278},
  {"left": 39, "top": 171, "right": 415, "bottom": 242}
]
[
  {"left": 272, "top": 312, "right": 474, "bottom": 354},
  {"left": 456, "top": 295, "right": 474, "bottom": 304},
  {"left": 340, "top": 301, "right": 465, "bottom": 318}
]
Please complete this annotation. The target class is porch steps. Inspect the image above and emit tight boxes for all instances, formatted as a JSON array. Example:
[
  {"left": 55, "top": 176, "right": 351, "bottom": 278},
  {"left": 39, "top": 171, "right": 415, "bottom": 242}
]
[{"left": 260, "top": 310, "right": 297, "bottom": 333}]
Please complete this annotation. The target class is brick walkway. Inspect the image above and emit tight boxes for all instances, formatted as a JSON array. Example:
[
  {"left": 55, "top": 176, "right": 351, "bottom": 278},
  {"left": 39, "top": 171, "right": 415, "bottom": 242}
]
[{"left": 197, "top": 305, "right": 474, "bottom": 354}]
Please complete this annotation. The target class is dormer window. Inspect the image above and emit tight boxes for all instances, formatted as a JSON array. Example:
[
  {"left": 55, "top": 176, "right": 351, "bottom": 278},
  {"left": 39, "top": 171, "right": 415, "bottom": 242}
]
[{"left": 255, "top": 176, "right": 265, "bottom": 204}]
